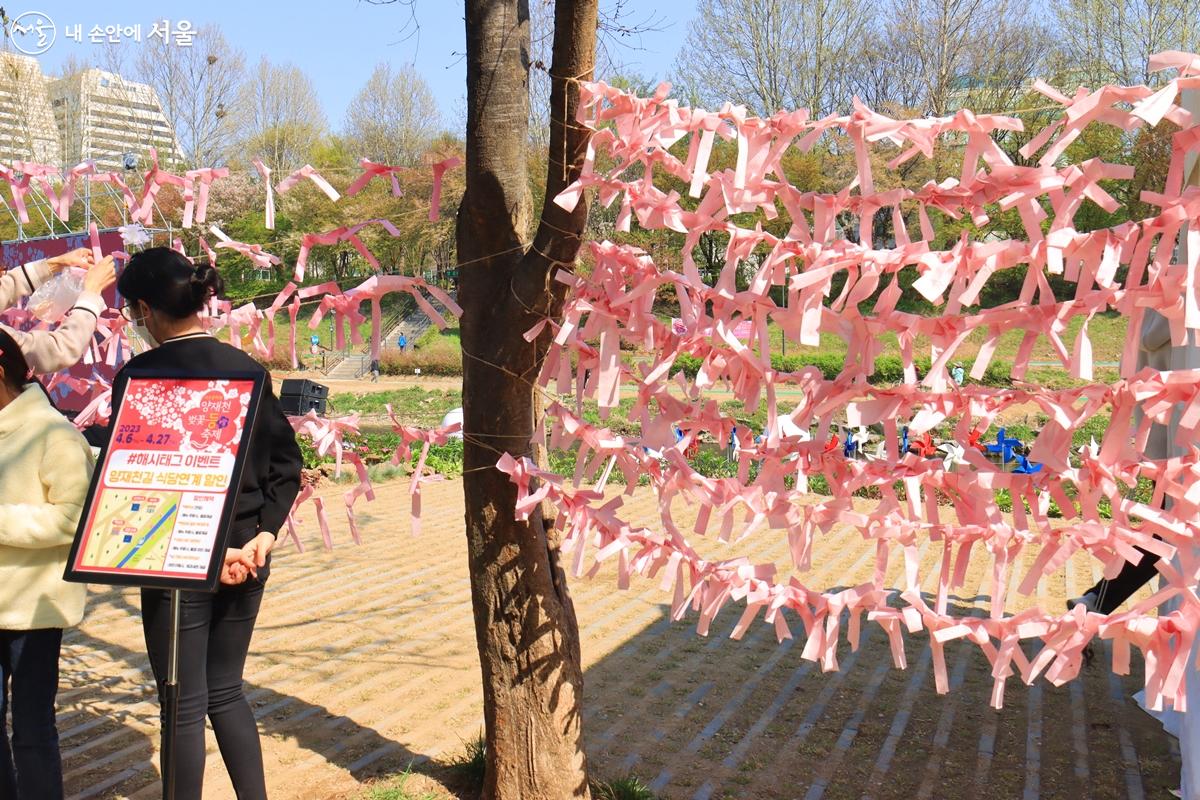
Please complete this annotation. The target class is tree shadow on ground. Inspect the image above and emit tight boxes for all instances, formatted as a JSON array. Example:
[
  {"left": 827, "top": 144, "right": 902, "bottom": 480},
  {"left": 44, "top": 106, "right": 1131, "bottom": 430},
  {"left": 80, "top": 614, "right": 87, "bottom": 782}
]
[
  {"left": 58, "top": 589, "right": 434, "bottom": 800},
  {"left": 579, "top": 595, "right": 1182, "bottom": 800},
  {"left": 54, "top": 533, "right": 1185, "bottom": 800}
]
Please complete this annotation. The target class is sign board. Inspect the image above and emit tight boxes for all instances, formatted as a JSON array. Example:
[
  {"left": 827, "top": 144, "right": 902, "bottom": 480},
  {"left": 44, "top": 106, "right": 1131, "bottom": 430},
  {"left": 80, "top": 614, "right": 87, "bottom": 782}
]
[{"left": 65, "top": 370, "right": 265, "bottom": 591}]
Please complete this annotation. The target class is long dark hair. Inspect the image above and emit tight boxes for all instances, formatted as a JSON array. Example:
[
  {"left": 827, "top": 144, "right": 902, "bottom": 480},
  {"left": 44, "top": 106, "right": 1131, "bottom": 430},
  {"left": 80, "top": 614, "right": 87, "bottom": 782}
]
[
  {"left": 118, "top": 247, "right": 224, "bottom": 318},
  {"left": 0, "top": 327, "right": 34, "bottom": 394},
  {"left": 0, "top": 326, "right": 63, "bottom": 415}
]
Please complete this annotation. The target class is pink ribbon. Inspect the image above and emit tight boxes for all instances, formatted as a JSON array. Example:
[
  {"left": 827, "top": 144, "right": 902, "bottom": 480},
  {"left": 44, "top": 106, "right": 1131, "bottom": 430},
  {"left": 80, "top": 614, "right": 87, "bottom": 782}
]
[
  {"left": 275, "top": 164, "right": 341, "bottom": 203},
  {"left": 252, "top": 158, "right": 275, "bottom": 230},
  {"left": 429, "top": 157, "right": 461, "bottom": 222},
  {"left": 344, "top": 158, "right": 406, "bottom": 197}
]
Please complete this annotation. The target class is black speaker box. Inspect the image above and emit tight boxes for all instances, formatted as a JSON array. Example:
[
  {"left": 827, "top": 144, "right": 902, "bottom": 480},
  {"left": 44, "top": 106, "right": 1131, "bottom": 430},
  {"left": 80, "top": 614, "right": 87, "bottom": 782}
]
[
  {"left": 280, "top": 379, "right": 328, "bottom": 399},
  {"left": 279, "top": 379, "right": 328, "bottom": 416}
]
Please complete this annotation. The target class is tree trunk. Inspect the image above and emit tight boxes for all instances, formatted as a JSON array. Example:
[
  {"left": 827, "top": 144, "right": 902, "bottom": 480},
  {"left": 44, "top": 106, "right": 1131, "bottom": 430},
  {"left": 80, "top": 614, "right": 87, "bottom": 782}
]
[{"left": 457, "top": 1, "right": 597, "bottom": 798}]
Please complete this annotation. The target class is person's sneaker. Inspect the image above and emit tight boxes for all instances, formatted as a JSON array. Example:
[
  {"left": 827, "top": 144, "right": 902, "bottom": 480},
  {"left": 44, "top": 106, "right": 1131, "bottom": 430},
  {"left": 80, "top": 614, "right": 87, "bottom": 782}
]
[{"left": 1066, "top": 591, "right": 1099, "bottom": 613}]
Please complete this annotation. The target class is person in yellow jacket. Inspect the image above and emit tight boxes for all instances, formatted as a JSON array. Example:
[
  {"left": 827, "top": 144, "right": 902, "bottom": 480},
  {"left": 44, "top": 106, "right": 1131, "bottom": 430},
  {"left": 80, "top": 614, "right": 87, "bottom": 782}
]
[{"left": 0, "top": 327, "right": 95, "bottom": 799}]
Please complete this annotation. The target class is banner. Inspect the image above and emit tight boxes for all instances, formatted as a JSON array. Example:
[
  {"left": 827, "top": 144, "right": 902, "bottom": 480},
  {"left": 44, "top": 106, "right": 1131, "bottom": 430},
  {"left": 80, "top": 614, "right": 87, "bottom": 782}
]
[
  {"left": 2, "top": 229, "right": 126, "bottom": 413},
  {"left": 0, "top": 229, "right": 124, "bottom": 273},
  {"left": 65, "top": 370, "right": 264, "bottom": 590}
]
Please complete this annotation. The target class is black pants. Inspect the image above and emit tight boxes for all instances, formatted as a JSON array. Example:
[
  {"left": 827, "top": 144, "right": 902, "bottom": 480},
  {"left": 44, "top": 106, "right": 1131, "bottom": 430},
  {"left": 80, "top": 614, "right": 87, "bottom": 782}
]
[
  {"left": 0, "top": 628, "right": 63, "bottom": 799},
  {"left": 142, "top": 581, "right": 267, "bottom": 800},
  {"left": 1086, "top": 544, "right": 1162, "bottom": 614}
]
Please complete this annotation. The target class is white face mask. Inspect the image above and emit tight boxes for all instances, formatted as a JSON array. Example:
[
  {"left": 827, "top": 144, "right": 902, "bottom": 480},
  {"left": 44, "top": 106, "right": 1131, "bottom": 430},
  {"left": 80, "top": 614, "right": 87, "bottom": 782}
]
[
  {"left": 128, "top": 321, "right": 158, "bottom": 353},
  {"left": 125, "top": 301, "right": 159, "bottom": 353}
]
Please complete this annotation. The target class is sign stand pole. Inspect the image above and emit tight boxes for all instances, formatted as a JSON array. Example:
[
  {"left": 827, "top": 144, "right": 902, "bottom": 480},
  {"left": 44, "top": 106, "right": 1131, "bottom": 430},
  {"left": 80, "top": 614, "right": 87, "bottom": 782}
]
[
  {"left": 162, "top": 588, "right": 182, "bottom": 800},
  {"left": 60, "top": 371, "right": 269, "bottom": 799}
]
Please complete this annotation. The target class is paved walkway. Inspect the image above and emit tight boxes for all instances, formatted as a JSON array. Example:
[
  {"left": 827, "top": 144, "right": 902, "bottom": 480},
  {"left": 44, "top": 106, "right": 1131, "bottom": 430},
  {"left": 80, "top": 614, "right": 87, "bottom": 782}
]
[{"left": 61, "top": 478, "right": 1180, "bottom": 799}]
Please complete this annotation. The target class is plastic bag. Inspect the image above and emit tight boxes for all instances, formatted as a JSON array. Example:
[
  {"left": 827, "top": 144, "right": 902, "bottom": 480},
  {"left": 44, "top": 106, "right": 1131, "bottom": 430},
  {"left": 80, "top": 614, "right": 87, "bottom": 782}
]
[{"left": 27, "top": 268, "right": 83, "bottom": 323}]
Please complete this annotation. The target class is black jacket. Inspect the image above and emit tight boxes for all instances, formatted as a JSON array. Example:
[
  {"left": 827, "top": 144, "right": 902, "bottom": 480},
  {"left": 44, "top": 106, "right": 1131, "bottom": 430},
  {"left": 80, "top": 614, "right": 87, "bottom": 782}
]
[{"left": 106, "top": 334, "right": 303, "bottom": 549}]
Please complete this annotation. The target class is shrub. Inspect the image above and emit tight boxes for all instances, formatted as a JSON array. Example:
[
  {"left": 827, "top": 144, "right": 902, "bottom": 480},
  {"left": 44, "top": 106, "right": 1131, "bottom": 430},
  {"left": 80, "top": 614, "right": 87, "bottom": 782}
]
[
  {"left": 297, "top": 437, "right": 322, "bottom": 470},
  {"left": 870, "top": 355, "right": 904, "bottom": 383},
  {"left": 771, "top": 352, "right": 844, "bottom": 378},
  {"left": 380, "top": 348, "right": 462, "bottom": 376},
  {"left": 689, "top": 447, "right": 740, "bottom": 478},
  {"left": 421, "top": 439, "right": 465, "bottom": 476},
  {"left": 549, "top": 448, "right": 579, "bottom": 477},
  {"left": 673, "top": 353, "right": 702, "bottom": 379},
  {"left": 252, "top": 353, "right": 296, "bottom": 371},
  {"left": 665, "top": 347, "right": 1024, "bottom": 389}
]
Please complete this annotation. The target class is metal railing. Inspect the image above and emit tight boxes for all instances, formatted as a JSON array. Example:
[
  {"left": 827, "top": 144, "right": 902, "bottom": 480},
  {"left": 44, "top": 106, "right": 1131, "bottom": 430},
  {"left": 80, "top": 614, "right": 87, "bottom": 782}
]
[
  {"left": 313, "top": 290, "right": 457, "bottom": 379},
  {"left": 347, "top": 354, "right": 372, "bottom": 379},
  {"left": 316, "top": 305, "right": 405, "bottom": 376}
]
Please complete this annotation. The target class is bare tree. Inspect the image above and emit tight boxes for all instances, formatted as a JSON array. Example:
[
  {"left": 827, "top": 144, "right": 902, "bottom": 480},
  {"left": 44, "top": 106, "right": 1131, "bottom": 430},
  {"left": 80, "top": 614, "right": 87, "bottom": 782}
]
[
  {"left": 0, "top": 53, "right": 62, "bottom": 165},
  {"left": 528, "top": 0, "right": 555, "bottom": 145},
  {"left": 344, "top": 62, "right": 440, "bottom": 165},
  {"left": 856, "top": 0, "right": 1052, "bottom": 116},
  {"left": 236, "top": 57, "right": 326, "bottom": 176},
  {"left": 528, "top": 1, "right": 655, "bottom": 144},
  {"left": 849, "top": 31, "right": 929, "bottom": 113},
  {"left": 89, "top": 42, "right": 177, "bottom": 165},
  {"left": 49, "top": 53, "right": 92, "bottom": 167},
  {"left": 1051, "top": 0, "right": 1200, "bottom": 86},
  {"left": 135, "top": 24, "right": 245, "bottom": 168},
  {"left": 458, "top": 0, "right": 598, "bottom": 796},
  {"left": 673, "top": 0, "right": 871, "bottom": 115}
]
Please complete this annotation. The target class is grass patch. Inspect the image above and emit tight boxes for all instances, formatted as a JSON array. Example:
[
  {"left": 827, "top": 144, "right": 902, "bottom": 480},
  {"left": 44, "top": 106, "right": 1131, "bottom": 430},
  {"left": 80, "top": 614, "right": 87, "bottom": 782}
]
[
  {"left": 758, "top": 313, "right": 1127, "bottom": 367},
  {"left": 328, "top": 386, "right": 462, "bottom": 422},
  {"left": 359, "top": 766, "right": 442, "bottom": 800},
  {"left": 415, "top": 324, "right": 447, "bottom": 349},
  {"left": 304, "top": 387, "right": 1124, "bottom": 504},
  {"left": 592, "top": 775, "right": 661, "bottom": 800},
  {"left": 341, "top": 310, "right": 1128, "bottom": 384},
  {"left": 329, "top": 462, "right": 410, "bottom": 484},
  {"left": 448, "top": 731, "right": 486, "bottom": 791}
]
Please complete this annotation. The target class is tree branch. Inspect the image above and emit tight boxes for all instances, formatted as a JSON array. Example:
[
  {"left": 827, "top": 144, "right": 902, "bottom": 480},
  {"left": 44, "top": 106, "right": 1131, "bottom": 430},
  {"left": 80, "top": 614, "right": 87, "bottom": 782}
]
[{"left": 517, "top": 0, "right": 599, "bottom": 316}]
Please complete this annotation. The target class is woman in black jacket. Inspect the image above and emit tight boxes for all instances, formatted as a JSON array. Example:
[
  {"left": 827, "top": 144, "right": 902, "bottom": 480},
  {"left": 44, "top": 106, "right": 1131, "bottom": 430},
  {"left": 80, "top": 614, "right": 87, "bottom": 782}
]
[{"left": 113, "top": 247, "right": 302, "bottom": 800}]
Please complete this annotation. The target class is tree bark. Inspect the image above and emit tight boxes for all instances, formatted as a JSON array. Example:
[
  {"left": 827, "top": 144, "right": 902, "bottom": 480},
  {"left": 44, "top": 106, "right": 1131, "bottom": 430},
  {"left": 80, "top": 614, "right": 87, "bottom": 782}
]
[{"left": 457, "top": 1, "right": 597, "bottom": 798}]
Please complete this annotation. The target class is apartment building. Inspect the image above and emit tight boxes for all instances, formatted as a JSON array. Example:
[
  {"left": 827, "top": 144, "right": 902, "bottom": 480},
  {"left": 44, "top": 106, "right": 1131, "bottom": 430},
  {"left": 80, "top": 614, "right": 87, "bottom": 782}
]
[
  {"left": 47, "top": 66, "right": 182, "bottom": 170},
  {"left": 0, "top": 52, "right": 181, "bottom": 171}
]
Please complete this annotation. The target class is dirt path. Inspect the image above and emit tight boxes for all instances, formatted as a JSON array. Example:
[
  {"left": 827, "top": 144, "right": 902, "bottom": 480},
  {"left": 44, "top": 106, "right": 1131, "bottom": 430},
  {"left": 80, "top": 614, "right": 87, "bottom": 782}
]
[{"left": 62, "top": 478, "right": 1179, "bottom": 800}]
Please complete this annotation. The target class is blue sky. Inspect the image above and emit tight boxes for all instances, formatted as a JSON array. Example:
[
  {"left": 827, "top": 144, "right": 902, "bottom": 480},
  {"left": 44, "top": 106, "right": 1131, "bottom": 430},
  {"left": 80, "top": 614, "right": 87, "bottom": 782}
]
[{"left": 19, "top": 1, "right": 698, "bottom": 132}]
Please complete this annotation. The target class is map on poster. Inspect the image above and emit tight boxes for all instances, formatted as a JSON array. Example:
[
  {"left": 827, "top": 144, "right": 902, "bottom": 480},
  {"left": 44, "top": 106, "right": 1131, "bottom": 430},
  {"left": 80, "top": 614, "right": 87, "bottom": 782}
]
[{"left": 66, "top": 373, "right": 262, "bottom": 589}]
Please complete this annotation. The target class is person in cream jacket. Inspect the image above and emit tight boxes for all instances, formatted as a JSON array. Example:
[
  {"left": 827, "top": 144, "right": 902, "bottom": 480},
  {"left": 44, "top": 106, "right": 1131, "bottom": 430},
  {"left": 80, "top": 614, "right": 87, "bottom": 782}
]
[
  {"left": 0, "top": 327, "right": 95, "bottom": 799},
  {"left": 0, "top": 247, "right": 116, "bottom": 374}
]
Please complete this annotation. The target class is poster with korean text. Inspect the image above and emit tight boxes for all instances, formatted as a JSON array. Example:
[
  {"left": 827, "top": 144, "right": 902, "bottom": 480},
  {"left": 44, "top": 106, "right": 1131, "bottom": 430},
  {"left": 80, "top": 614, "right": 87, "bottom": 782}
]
[{"left": 65, "top": 371, "right": 264, "bottom": 590}]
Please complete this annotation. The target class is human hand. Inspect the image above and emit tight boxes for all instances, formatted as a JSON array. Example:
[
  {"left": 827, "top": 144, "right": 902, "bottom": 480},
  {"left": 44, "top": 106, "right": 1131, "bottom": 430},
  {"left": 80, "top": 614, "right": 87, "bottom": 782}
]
[
  {"left": 245, "top": 531, "right": 275, "bottom": 568},
  {"left": 220, "top": 547, "right": 258, "bottom": 585},
  {"left": 46, "top": 248, "right": 94, "bottom": 273},
  {"left": 82, "top": 255, "right": 116, "bottom": 295}
]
